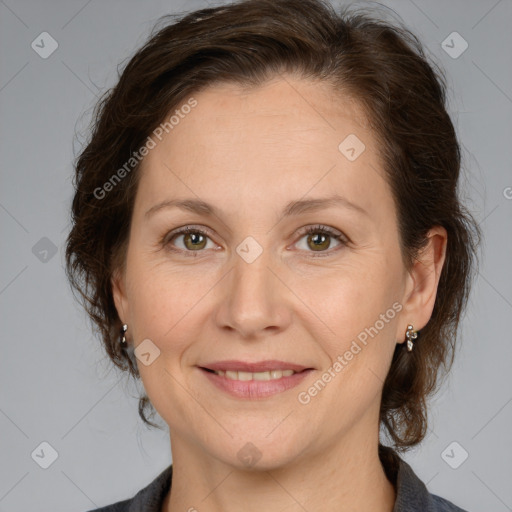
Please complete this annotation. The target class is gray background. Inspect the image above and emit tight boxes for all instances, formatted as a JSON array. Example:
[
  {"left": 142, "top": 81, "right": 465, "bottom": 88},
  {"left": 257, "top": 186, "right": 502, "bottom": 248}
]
[{"left": 1, "top": 0, "right": 511, "bottom": 510}]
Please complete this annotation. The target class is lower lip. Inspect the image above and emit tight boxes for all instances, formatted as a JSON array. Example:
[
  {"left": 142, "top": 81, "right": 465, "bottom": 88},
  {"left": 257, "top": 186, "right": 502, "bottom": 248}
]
[{"left": 199, "top": 367, "right": 314, "bottom": 399}]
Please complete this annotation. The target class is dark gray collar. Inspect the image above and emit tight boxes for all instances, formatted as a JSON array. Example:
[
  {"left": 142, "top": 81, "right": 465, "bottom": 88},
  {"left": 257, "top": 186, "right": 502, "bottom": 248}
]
[
  {"left": 379, "top": 444, "right": 467, "bottom": 512},
  {"left": 118, "top": 446, "right": 467, "bottom": 512}
]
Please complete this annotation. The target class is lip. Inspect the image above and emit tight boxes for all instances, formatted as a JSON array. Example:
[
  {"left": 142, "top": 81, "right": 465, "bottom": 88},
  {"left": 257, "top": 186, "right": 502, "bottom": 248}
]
[
  {"left": 197, "top": 361, "right": 314, "bottom": 399},
  {"left": 200, "top": 360, "right": 311, "bottom": 373}
]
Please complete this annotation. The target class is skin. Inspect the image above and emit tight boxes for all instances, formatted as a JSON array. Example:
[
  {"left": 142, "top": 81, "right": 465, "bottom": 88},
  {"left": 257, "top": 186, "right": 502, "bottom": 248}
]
[{"left": 112, "top": 74, "right": 447, "bottom": 512}]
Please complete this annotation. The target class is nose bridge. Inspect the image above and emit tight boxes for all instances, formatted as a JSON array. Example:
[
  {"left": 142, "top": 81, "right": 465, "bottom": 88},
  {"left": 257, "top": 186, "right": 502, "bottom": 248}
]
[
  {"left": 217, "top": 235, "right": 289, "bottom": 337},
  {"left": 232, "top": 237, "right": 276, "bottom": 306}
]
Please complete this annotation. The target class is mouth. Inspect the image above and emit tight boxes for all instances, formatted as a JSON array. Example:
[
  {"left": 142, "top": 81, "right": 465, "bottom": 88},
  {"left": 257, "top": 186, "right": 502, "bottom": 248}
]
[
  {"left": 197, "top": 360, "right": 314, "bottom": 399},
  {"left": 201, "top": 367, "right": 300, "bottom": 380}
]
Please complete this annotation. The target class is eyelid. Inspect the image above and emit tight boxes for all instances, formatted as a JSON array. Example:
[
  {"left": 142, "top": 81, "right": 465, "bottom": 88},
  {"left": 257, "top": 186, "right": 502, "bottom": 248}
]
[
  {"left": 296, "top": 224, "right": 347, "bottom": 242},
  {"left": 162, "top": 224, "right": 219, "bottom": 248}
]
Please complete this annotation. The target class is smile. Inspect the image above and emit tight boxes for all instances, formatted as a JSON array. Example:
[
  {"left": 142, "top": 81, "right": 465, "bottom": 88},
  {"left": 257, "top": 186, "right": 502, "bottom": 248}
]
[
  {"left": 210, "top": 369, "right": 297, "bottom": 380},
  {"left": 199, "top": 366, "right": 313, "bottom": 399}
]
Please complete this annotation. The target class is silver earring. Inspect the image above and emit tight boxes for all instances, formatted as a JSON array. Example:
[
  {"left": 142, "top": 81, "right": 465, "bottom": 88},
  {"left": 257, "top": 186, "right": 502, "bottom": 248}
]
[
  {"left": 406, "top": 324, "right": 418, "bottom": 352},
  {"left": 120, "top": 324, "right": 128, "bottom": 344}
]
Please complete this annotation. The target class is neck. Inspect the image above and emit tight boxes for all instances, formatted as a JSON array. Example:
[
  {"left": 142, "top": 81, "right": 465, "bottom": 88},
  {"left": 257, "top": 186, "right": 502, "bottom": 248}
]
[{"left": 163, "top": 426, "right": 396, "bottom": 512}]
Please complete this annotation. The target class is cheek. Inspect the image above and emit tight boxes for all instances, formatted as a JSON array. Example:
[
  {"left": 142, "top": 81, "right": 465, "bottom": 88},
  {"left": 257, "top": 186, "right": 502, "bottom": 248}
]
[
  {"left": 301, "top": 259, "right": 401, "bottom": 375},
  {"left": 125, "top": 268, "right": 200, "bottom": 409},
  {"left": 304, "top": 277, "right": 399, "bottom": 426},
  {"left": 125, "top": 256, "right": 200, "bottom": 349},
  {"left": 299, "top": 259, "right": 397, "bottom": 332}
]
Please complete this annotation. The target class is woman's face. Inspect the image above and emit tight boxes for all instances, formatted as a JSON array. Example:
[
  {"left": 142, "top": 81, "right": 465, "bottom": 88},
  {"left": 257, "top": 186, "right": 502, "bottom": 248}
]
[{"left": 112, "top": 75, "right": 442, "bottom": 469}]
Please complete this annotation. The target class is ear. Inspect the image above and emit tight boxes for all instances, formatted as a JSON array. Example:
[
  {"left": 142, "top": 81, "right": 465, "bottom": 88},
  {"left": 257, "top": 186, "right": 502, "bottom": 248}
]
[
  {"left": 111, "top": 266, "right": 129, "bottom": 325},
  {"left": 398, "top": 226, "right": 448, "bottom": 343}
]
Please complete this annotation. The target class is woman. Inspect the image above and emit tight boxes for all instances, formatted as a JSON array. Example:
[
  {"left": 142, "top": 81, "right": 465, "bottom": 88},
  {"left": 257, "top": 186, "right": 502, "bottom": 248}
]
[{"left": 65, "top": 0, "right": 481, "bottom": 510}]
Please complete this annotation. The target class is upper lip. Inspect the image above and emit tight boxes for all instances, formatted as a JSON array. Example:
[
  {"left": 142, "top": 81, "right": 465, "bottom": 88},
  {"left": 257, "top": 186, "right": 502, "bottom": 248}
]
[{"left": 200, "top": 360, "right": 311, "bottom": 373}]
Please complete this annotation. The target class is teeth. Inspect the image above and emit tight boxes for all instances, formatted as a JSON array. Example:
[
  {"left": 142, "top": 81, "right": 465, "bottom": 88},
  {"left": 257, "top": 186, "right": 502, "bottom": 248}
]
[{"left": 213, "top": 369, "right": 296, "bottom": 380}]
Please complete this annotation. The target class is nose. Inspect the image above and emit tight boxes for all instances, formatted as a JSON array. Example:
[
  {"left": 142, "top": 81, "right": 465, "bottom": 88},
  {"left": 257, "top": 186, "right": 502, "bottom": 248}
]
[{"left": 214, "top": 245, "right": 292, "bottom": 339}]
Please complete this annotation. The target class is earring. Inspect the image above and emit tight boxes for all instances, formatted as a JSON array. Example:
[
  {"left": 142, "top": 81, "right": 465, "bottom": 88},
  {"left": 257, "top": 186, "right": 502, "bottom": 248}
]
[
  {"left": 120, "top": 324, "right": 128, "bottom": 344},
  {"left": 405, "top": 324, "right": 418, "bottom": 352}
]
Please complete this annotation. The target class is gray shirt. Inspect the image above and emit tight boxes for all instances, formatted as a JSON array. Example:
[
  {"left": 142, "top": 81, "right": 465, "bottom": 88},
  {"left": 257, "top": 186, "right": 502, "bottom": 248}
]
[{"left": 87, "top": 445, "right": 469, "bottom": 512}]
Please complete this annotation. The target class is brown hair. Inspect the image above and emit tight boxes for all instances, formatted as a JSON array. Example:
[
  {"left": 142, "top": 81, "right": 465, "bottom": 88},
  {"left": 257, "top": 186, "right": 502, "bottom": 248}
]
[{"left": 65, "top": 0, "right": 481, "bottom": 449}]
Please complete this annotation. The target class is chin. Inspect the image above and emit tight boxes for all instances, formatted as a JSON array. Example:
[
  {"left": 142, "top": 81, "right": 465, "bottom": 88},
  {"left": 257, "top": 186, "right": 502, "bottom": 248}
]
[{"left": 208, "top": 430, "right": 308, "bottom": 472}]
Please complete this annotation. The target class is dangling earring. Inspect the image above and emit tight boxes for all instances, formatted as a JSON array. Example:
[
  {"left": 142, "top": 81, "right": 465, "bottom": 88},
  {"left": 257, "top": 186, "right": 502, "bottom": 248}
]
[
  {"left": 405, "top": 324, "right": 418, "bottom": 352},
  {"left": 120, "top": 324, "right": 128, "bottom": 344}
]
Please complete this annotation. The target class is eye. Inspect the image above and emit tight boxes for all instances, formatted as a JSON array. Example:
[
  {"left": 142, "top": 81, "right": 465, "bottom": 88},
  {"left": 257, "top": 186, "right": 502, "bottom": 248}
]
[
  {"left": 293, "top": 224, "right": 347, "bottom": 257},
  {"left": 163, "top": 225, "right": 216, "bottom": 255}
]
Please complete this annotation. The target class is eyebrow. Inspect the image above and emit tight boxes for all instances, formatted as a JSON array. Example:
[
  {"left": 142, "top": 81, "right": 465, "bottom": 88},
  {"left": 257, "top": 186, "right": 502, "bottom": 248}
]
[{"left": 145, "top": 194, "right": 369, "bottom": 222}]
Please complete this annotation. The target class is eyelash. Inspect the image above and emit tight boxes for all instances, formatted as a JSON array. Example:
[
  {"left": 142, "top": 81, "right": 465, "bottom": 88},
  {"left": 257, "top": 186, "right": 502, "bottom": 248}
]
[{"left": 161, "top": 224, "right": 348, "bottom": 258}]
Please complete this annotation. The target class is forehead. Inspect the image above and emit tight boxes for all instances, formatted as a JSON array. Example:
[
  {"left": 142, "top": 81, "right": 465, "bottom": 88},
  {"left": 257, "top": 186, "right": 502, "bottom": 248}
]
[{"left": 135, "top": 76, "right": 392, "bottom": 223}]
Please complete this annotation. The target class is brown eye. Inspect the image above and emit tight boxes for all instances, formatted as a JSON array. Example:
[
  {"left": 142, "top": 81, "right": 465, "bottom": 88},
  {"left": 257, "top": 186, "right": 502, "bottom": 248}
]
[
  {"left": 295, "top": 225, "right": 347, "bottom": 257},
  {"left": 306, "top": 231, "right": 331, "bottom": 251},
  {"left": 164, "top": 226, "right": 214, "bottom": 254},
  {"left": 181, "top": 230, "right": 207, "bottom": 251}
]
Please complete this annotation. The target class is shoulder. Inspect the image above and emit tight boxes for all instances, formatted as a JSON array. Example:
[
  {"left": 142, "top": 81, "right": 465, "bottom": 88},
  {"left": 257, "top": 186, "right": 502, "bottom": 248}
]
[
  {"left": 85, "top": 498, "right": 132, "bottom": 512},
  {"left": 430, "top": 492, "right": 470, "bottom": 512},
  {"left": 379, "top": 444, "right": 470, "bottom": 512},
  {"left": 83, "top": 464, "right": 173, "bottom": 512}
]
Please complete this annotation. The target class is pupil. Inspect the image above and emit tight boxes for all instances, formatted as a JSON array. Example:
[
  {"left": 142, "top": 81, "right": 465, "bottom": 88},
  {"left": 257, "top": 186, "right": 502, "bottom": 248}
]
[
  {"left": 185, "top": 232, "right": 205, "bottom": 250},
  {"left": 311, "top": 233, "right": 328, "bottom": 250}
]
